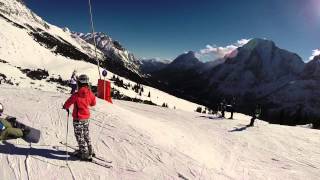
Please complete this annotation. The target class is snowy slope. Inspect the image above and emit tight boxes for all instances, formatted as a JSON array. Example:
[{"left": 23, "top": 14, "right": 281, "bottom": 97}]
[
  {"left": 0, "top": 0, "right": 104, "bottom": 60},
  {"left": 0, "top": 0, "right": 204, "bottom": 112},
  {"left": 0, "top": 86, "right": 319, "bottom": 180},
  {"left": 0, "top": 0, "right": 103, "bottom": 81}
]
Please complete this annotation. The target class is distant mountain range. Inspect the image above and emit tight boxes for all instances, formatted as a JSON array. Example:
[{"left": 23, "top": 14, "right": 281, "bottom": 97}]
[
  {"left": 144, "top": 39, "right": 320, "bottom": 126},
  {"left": 1, "top": 0, "right": 320, "bottom": 126}
]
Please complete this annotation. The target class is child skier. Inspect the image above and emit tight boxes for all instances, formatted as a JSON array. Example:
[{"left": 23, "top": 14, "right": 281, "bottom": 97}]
[{"left": 63, "top": 74, "right": 96, "bottom": 160}]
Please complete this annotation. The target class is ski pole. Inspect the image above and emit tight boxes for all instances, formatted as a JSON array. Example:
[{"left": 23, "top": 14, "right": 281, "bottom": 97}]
[{"left": 66, "top": 110, "right": 70, "bottom": 164}]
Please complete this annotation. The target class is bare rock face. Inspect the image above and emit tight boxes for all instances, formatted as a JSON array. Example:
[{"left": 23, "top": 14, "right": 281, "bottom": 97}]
[
  {"left": 302, "top": 55, "right": 320, "bottom": 80},
  {"left": 73, "top": 32, "right": 142, "bottom": 76}
]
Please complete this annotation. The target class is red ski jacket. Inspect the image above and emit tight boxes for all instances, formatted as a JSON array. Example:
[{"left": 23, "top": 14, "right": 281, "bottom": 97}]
[{"left": 63, "top": 86, "right": 96, "bottom": 120}]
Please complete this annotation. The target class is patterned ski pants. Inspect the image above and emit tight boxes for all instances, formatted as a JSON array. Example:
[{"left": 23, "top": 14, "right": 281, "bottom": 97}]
[{"left": 73, "top": 120, "right": 91, "bottom": 153}]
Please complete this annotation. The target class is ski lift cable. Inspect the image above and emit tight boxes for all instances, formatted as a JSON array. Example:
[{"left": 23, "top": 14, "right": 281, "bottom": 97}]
[{"left": 88, "top": 0, "right": 102, "bottom": 79}]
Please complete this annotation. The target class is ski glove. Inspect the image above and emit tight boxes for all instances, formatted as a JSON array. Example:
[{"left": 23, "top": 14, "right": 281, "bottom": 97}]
[{"left": 62, "top": 107, "right": 70, "bottom": 114}]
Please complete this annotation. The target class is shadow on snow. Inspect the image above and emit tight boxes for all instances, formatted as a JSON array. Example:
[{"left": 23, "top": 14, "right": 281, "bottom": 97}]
[
  {"left": 0, "top": 141, "right": 78, "bottom": 161},
  {"left": 229, "top": 125, "right": 251, "bottom": 132},
  {"left": 198, "top": 115, "right": 223, "bottom": 120}
]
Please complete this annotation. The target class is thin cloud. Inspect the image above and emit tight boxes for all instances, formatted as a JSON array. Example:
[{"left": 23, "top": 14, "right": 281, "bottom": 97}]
[
  {"left": 309, "top": 49, "right": 320, "bottom": 60},
  {"left": 197, "top": 39, "right": 250, "bottom": 61}
]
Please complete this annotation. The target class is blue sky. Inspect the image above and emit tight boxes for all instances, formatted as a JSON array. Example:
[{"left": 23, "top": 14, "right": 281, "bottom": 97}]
[{"left": 25, "top": 0, "right": 320, "bottom": 61}]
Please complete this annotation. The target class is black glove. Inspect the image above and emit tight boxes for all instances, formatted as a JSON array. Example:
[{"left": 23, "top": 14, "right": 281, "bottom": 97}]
[
  {"left": 62, "top": 106, "right": 70, "bottom": 114},
  {"left": 6, "top": 116, "right": 16, "bottom": 123}
]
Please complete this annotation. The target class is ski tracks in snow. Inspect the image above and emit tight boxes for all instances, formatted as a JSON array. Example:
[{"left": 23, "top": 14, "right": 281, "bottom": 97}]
[{"left": 1, "top": 88, "right": 320, "bottom": 179}]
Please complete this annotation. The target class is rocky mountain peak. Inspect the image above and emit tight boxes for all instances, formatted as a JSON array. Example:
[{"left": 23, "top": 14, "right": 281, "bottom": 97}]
[
  {"left": 242, "top": 38, "right": 276, "bottom": 51},
  {"left": 169, "top": 51, "right": 202, "bottom": 69}
]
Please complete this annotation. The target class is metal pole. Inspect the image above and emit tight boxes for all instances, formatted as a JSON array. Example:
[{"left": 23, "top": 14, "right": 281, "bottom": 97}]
[
  {"left": 66, "top": 111, "right": 70, "bottom": 164},
  {"left": 88, "top": 0, "right": 102, "bottom": 79},
  {"left": 103, "top": 77, "right": 106, "bottom": 100}
]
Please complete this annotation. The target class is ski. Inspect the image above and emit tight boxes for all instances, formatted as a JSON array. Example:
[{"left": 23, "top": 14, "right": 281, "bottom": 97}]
[
  {"left": 90, "top": 159, "right": 112, "bottom": 168},
  {"left": 59, "top": 141, "right": 112, "bottom": 163},
  {"left": 66, "top": 151, "right": 112, "bottom": 168},
  {"left": 91, "top": 155, "right": 112, "bottom": 164},
  {"left": 75, "top": 156, "right": 112, "bottom": 169}
]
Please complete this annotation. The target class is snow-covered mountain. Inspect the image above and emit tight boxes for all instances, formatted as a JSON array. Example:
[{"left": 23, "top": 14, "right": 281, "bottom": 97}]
[
  {"left": 0, "top": 0, "right": 146, "bottom": 84},
  {"left": 203, "top": 38, "right": 315, "bottom": 125},
  {"left": 73, "top": 32, "right": 144, "bottom": 82},
  {"left": 206, "top": 38, "right": 305, "bottom": 94},
  {"left": 0, "top": 1, "right": 320, "bottom": 179},
  {"left": 146, "top": 39, "right": 320, "bottom": 126},
  {"left": 0, "top": 0, "right": 105, "bottom": 69},
  {"left": 211, "top": 38, "right": 304, "bottom": 84},
  {"left": 0, "top": 0, "right": 205, "bottom": 112},
  {"left": 1, "top": 0, "right": 320, "bottom": 126},
  {"left": 167, "top": 51, "right": 203, "bottom": 70}
]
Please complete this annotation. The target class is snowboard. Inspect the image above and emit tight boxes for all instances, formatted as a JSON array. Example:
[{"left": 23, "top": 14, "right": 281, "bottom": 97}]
[{"left": 6, "top": 116, "right": 41, "bottom": 143}]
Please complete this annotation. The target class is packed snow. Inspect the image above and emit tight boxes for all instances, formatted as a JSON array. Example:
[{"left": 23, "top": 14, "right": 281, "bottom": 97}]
[{"left": 0, "top": 86, "right": 319, "bottom": 180}]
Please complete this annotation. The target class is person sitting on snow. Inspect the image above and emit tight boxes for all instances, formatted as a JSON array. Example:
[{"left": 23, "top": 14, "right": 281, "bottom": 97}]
[
  {"left": 63, "top": 74, "right": 96, "bottom": 160},
  {"left": 0, "top": 103, "right": 30, "bottom": 140}
]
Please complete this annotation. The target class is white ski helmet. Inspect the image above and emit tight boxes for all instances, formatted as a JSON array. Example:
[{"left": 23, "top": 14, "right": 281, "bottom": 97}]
[
  {"left": 78, "top": 74, "right": 89, "bottom": 84},
  {"left": 0, "top": 103, "right": 3, "bottom": 114}
]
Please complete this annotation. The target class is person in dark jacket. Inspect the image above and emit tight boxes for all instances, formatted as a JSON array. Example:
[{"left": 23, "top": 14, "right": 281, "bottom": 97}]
[
  {"left": 220, "top": 99, "right": 226, "bottom": 118},
  {"left": 248, "top": 104, "right": 262, "bottom": 127},
  {"left": 229, "top": 97, "right": 236, "bottom": 119},
  {"left": 63, "top": 74, "right": 96, "bottom": 160}
]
